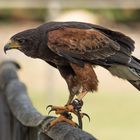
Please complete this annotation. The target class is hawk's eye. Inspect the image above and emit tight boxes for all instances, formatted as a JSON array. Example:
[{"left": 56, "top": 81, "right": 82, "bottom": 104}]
[{"left": 17, "top": 38, "right": 26, "bottom": 44}]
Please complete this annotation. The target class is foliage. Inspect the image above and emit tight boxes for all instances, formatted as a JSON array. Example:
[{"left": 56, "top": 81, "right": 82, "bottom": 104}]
[
  {"left": 0, "top": 8, "right": 140, "bottom": 23},
  {"left": 0, "top": 8, "right": 46, "bottom": 22}
]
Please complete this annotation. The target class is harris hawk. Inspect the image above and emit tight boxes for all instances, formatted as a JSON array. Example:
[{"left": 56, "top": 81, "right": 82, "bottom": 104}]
[{"left": 4, "top": 21, "right": 140, "bottom": 129}]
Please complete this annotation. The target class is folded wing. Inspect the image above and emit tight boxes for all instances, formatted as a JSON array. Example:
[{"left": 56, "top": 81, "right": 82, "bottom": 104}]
[{"left": 48, "top": 27, "right": 122, "bottom": 65}]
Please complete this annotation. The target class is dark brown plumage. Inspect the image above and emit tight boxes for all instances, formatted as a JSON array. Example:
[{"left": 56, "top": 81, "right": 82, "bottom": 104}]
[
  {"left": 4, "top": 21, "right": 140, "bottom": 128},
  {"left": 4, "top": 21, "right": 140, "bottom": 91}
]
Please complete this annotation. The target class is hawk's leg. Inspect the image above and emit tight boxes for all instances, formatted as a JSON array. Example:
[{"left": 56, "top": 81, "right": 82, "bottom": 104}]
[
  {"left": 46, "top": 102, "right": 88, "bottom": 130},
  {"left": 70, "top": 63, "right": 98, "bottom": 128},
  {"left": 66, "top": 94, "right": 75, "bottom": 105},
  {"left": 45, "top": 112, "right": 77, "bottom": 131},
  {"left": 46, "top": 63, "right": 98, "bottom": 130},
  {"left": 45, "top": 65, "right": 82, "bottom": 130},
  {"left": 58, "top": 65, "right": 83, "bottom": 107},
  {"left": 46, "top": 92, "right": 89, "bottom": 130}
]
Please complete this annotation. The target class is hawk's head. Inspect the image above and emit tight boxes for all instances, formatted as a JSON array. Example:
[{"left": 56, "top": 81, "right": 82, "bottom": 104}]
[{"left": 4, "top": 28, "right": 42, "bottom": 58}]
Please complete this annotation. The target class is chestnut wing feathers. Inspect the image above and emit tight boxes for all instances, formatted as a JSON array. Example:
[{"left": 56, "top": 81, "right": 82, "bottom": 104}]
[
  {"left": 42, "top": 21, "right": 134, "bottom": 54},
  {"left": 48, "top": 28, "right": 121, "bottom": 64},
  {"left": 48, "top": 27, "right": 136, "bottom": 65}
]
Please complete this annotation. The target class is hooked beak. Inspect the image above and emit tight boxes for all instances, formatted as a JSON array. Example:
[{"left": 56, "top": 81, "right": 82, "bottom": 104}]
[{"left": 4, "top": 39, "right": 21, "bottom": 54}]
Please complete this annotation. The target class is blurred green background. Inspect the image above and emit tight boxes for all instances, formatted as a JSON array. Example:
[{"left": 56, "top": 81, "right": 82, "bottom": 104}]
[{"left": 0, "top": 0, "right": 140, "bottom": 139}]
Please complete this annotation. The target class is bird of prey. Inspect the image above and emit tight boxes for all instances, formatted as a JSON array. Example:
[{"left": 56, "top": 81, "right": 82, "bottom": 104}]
[{"left": 4, "top": 21, "right": 140, "bottom": 129}]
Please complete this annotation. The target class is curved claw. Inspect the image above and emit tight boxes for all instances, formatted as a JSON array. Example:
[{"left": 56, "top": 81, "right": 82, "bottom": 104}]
[
  {"left": 48, "top": 109, "right": 56, "bottom": 115},
  {"left": 46, "top": 105, "right": 53, "bottom": 111},
  {"left": 82, "top": 113, "right": 90, "bottom": 122}
]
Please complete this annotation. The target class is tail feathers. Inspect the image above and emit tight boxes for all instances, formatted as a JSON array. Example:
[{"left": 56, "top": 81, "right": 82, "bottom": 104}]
[
  {"left": 127, "top": 56, "right": 140, "bottom": 91},
  {"left": 128, "top": 80, "right": 140, "bottom": 91},
  {"left": 108, "top": 65, "right": 140, "bottom": 91},
  {"left": 128, "top": 69, "right": 140, "bottom": 91},
  {"left": 129, "top": 56, "right": 140, "bottom": 70}
]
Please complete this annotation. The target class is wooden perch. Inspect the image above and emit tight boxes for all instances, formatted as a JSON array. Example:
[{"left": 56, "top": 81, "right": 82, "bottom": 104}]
[{"left": 0, "top": 60, "right": 97, "bottom": 140}]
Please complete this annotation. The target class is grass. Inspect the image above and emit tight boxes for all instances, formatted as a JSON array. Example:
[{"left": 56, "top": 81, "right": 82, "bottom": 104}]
[{"left": 29, "top": 89, "right": 140, "bottom": 140}]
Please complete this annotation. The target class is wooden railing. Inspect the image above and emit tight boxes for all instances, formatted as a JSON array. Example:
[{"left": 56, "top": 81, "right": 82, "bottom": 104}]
[{"left": 0, "top": 60, "right": 96, "bottom": 140}]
